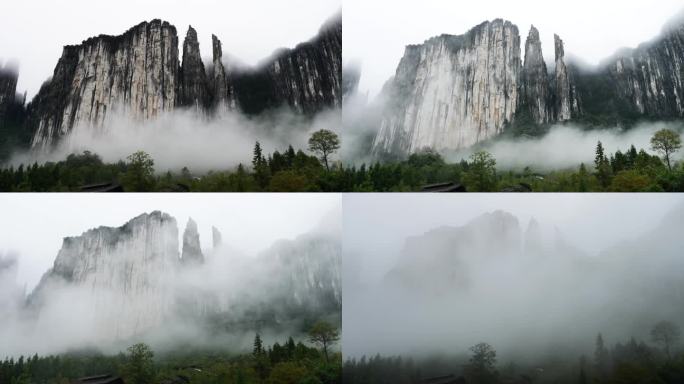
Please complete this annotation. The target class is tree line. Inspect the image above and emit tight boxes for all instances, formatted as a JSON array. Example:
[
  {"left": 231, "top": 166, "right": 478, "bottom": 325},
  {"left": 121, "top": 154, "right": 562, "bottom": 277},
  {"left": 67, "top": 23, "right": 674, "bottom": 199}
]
[
  {"left": 1, "top": 321, "right": 340, "bottom": 384},
  {"left": 0, "top": 128, "right": 681, "bottom": 192},
  {"left": 343, "top": 321, "right": 683, "bottom": 384}
]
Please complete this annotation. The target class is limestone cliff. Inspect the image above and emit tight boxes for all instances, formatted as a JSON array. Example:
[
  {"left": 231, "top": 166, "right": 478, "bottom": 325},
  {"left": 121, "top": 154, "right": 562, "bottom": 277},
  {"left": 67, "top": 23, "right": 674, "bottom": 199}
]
[
  {"left": 181, "top": 217, "right": 203, "bottom": 265},
  {"left": 24, "top": 16, "right": 341, "bottom": 150},
  {"left": 554, "top": 34, "right": 581, "bottom": 120},
  {"left": 28, "top": 20, "right": 179, "bottom": 150},
  {"left": 521, "top": 26, "right": 551, "bottom": 124},
  {"left": 0, "top": 61, "right": 18, "bottom": 120},
  {"left": 606, "top": 22, "right": 684, "bottom": 118},
  {"left": 372, "top": 20, "right": 522, "bottom": 156},
  {"left": 30, "top": 211, "right": 180, "bottom": 340},
  {"left": 179, "top": 26, "right": 210, "bottom": 109},
  {"left": 231, "top": 16, "right": 342, "bottom": 114}
]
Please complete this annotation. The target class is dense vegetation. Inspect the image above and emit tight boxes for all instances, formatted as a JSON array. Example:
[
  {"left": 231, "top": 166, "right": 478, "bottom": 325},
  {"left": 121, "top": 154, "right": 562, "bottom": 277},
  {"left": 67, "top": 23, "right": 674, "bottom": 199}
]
[
  {"left": 0, "top": 129, "right": 682, "bottom": 192},
  {"left": 344, "top": 322, "right": 684, "bottom": 384},
  {"left": 0, "top": 322, "right": 341, "bottom": 384}
]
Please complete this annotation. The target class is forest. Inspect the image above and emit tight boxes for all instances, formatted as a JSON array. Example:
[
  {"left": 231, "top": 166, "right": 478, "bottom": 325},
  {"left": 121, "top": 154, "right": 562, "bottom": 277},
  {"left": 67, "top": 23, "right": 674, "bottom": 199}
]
[
  {"left": 343, "top": 321, "right": 684, "bottom": 384},
  {"left": 0, "top": 322, "right": 341, "bottom": 384},
  {"left": 0, "top": 129, "right": 682, "bottom": 192}
]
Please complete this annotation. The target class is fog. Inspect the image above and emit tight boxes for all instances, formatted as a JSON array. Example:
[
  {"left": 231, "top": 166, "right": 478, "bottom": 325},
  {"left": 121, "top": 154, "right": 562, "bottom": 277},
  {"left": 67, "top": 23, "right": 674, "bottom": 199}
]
[
  {"left": 343, "top": 194, "right": 684, "bottom": 363},
  {"left": 0, "top": 194, "right": 341, "bottom": 357},
  {"left": 0, "top": 0, "right": 340, "bottom": 99},
  {"left": 344, "top": 0, "right": 684, "bottom": 98},
  {"left": 342, "top": 88, "right": 684, "bottom": 169},
  {"left": 8, "top": 107, "right": 341, "bottom": 173},
  {"left": 451, "top": 122, "right": 684, "bottom": 171}
]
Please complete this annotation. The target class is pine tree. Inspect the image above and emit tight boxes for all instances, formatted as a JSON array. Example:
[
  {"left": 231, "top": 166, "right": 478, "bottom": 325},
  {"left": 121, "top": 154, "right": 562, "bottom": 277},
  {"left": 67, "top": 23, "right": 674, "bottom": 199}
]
[
  {"left": 252, "top": 142, "right": 263, "bottom": 170},
  {"left": 594, "top": 333, "right": 609, "bottom": 380}
]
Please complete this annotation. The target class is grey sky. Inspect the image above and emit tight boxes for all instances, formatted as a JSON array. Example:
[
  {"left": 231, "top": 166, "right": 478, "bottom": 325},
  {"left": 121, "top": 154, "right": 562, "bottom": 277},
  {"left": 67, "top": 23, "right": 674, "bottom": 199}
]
[
  {"left": 344, "top": 0, "right": 684, "bottom": 97},
  {"left": 0, "top": 0, "right": 340, "bottom": 99},
  {"left": 343, "top": 194, "right": 683, "bottom": 286},
  {"left": 0, "top": 194, "right": 340, "bottom": 291}
]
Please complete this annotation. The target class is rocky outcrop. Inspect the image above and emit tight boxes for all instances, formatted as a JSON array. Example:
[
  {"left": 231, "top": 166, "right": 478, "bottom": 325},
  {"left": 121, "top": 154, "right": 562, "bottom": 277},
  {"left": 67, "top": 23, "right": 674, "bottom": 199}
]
[
  {"left": 384, "top": 210, "right": 521, "bottom": 294},
  {"left": 25, "top": 16, "right": 341, "bottom": 150},
  {"left": 554, "top": 34, "right": 581, "bottom": 120},
  {"left": 232, "top": 16, "right": 342, "bottom": 115},
  {"left": 181, "top": 217, "right": 203, "bottom": 265},
  {"left": 372, "top": 19, "right": 522, "bottom": 156},
  {"left": 521, "top": 26, "right": 551, "bottom": 124},
  {"left": 212, "top": 226, "right": 222, "bottom": 249},
  {"left": 211, "top": 35, "right": 237, "bottom": 110},
  {"left": 24, "top": 210, "right": 341, "bottom": 344},
  {"left": 179, "top": 26, "right": 210, "bottom": 109},
  {"left": 29, "top": 211, "right": 180, "bottom": 340},
  {"left": 28, "top": 20, "right": 179, "bottom": 150},
  {"left": 263, "top": 233, "right": 341, "bottom": 311},
  {"left": 606, "top": 22, "right": 684, "bottom": 118},
  {"left": 0, "top": 61, "right": 18, "bottom": 120}
]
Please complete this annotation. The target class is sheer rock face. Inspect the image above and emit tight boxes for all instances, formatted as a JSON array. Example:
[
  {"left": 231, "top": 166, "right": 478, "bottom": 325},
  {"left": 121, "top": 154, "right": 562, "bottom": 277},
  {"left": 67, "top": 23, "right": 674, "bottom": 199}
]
[
  {"left": 0, "top": 62, "right": 18, "bottom": 120},
  {"left": 231, "top": 16, "right": 342, "bottom": 115},
  {"left": 261, "top": 233, "right": 342, "bottom": 312},
  {"left": 372, "top": 19, "right": 522, "bottom": 156},
  {"left": 181, "top": 217, "right": 203, "bottom": 266},
  {"left": 607, "top": 23, "right": 684, "bottom": 117},
  {"left": 179, "top": 26, "right": 210, "bottom": 109},
  {"left": 30, "top": 211, "right": 179, "bottom": 340},
  {"left": 211, "top": 35, "right": 237, "bottom": 109},
  {"left": 385, "top": 210, "right": 521, "bottom": 294},
  {"left": 212, "top": 226, "right": 222, "bottom": 249},
  {"left": 26, "top": 17, "right": 341, "bottom": 149},
  {"left": 521, "top": 26, "right": 551, "bottom": 124},
  {"left": 29, "top": 20, "right": 179, "bottom": 149},
  {"left": 554, "top": 34, "right": 581, "bottom": 120}
]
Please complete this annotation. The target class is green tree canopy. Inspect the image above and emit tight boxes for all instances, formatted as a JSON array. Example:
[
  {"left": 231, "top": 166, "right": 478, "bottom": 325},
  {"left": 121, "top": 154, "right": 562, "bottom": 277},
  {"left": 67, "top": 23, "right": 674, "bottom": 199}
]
[
  {"left": 120, "top": 343, "right": 155, "bottom": 384},
  {"left": 308, "top": 321, "right": 340, "bottom": 363},
  {"left": 308, "top": 130, "right": 340, "bottom": 171},
  {"left": 651, "top": 129, "right": 682, "bottom": 171}
]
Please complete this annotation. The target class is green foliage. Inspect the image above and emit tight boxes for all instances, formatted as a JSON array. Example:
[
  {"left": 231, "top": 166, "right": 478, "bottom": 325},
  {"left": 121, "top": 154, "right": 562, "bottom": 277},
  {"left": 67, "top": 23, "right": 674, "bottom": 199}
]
[
  {"left": 308, "top": 129, "right": 340, "bottom": 171},
  {"left": 464, "top": 343, "right": 498, "bottom": 384},
  {"left": 463, "top": 151, "right": 498, "bottom": 192},
  {"left": 2, "top": 128, "right": 683, "bottom": 192},
  {"left": 121, "top": 151, "right": 155, "bottom": 192},
  {"left": 0, "top": 330, "right": 339, "bottom": 384},
  {"left": 651, "top": 129, "right": 682, "bottom": 171},
  {"left": 308, "top": 321, "right": 340, "bottom": 363}
]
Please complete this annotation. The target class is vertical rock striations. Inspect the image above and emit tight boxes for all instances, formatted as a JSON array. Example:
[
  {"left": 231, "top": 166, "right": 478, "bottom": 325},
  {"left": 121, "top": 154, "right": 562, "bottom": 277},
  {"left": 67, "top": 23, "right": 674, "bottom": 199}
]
[
  {"left": 231, "top": 16, "right": 342, "bottom": 115},
  {"left": 554, "top": 34, "right": 581, "bottom": 121},
  {"left": 179, "top": 26, "right": 210, "bottom": 109},
  {"left": 210, "top": 35, "right": 237, "bottom": 110},
  {"left": 181, "top": 217, "right": 204, "bottom": 266},
  {"left": 606, "top": 22, "right": 684, "bottom": 118},
  {"left": 28, "top": 20, "right": 179, "bottom": 149},
  {"left": 372, "top": 20, "right": 522, "bottom": 156},
  {"left": 521, "top": 26, "right": 551, "bottom": 124},
  {"left": 0, "top": 61, "right": 18, "bottom": 121},
  {"left": 29, "top": 211, "right": 180, "bottom": 340}
]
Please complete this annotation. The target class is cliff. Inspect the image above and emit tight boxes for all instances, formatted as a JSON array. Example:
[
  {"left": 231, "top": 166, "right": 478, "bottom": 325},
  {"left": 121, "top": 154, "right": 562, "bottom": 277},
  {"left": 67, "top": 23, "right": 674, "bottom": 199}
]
[
  {"left": 0, "top": 61, "right": 19, "bottom": 120},
  {"left": 27, "top": 211, "right": 341, "bottom": 341},
  {"left": 28, "top": 20, "right": 179, "bottom": 150},
  {"left": 372, "top": 20, "right": 522, "bottom": 156},
  {"left": 24, "top": 16, "right": 341, "bottom": 150},
  {"left": 231, "top": 16, "right": 342, "bottom": 114},
  {"left": 605, "top": 22, "right": 684, "bottom": 118},
  {"left": 30, "top": 211, "right": 180, "bottom": 339}
]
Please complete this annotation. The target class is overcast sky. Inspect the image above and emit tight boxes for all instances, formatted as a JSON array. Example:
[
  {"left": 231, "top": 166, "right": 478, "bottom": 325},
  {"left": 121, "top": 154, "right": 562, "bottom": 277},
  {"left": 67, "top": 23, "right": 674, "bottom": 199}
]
[
  {"left": 0, "top": 0, "right": 340, "bottom": 99},
  {"left": 0, "top": 194, "right": 339, "bottom": 291},
  {"left": 344, "top": 0, "right": 684, "bottom": 97},
  {"left": 343, "top": 194, "right": 684, "bottom": 286}
]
